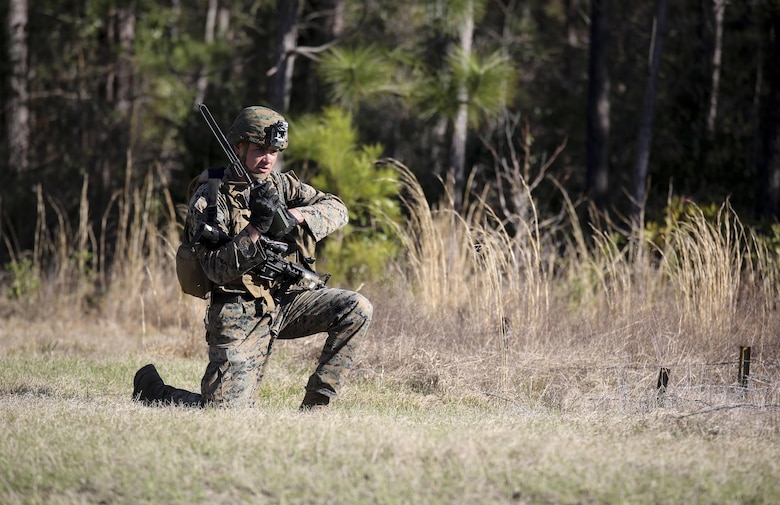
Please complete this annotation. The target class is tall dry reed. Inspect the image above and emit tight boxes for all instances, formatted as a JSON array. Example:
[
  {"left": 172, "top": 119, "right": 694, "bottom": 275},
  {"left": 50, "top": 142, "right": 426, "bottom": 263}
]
[
  {"left": 380, "top": 164, "right": 780, "bottom": 409},
  {"left": 0, "top": 164, "right": 203, "bottom": 355}
]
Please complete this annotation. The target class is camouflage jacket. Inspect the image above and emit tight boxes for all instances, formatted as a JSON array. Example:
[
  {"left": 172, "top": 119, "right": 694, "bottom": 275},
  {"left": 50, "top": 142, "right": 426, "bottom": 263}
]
[{"left": 185, "top": 167, "right": 348, "bottom": 305}]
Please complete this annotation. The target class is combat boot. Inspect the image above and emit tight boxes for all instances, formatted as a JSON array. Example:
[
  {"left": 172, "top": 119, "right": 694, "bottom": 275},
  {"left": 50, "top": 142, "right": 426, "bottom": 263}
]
[
  {"left": 132, "top": 364, "right": 165, "bottom": 404},
  {"left": 299, "top": 390, "right": 330, "bottom": 411},
  {"left": 132, "top": 363, "right": 203, "bottom": 407}
]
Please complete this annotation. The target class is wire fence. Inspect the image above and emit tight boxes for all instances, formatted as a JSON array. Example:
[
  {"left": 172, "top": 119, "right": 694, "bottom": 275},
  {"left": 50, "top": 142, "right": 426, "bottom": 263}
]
[
  {"left": 489, "top": 347, "right": 780, "bottom": 427},
  {"left": 600, "top": 355, "right": 779, "bottom": 418}
]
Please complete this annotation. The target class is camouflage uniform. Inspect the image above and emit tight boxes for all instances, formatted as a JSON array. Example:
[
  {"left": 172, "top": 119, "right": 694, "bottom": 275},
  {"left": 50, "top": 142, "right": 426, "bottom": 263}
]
[
  {"left": 191, "top": 167, "right": 373, "bottom": 407},
  {"left": 134, "top": 106, "right": 372, "bottom": 408}
]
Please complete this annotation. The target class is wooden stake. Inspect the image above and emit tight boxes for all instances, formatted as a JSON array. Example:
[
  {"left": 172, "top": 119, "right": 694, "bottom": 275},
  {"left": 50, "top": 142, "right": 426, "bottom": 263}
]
[
  {"left": 656, "top": 367, "right": 669, "bottom": 405},
  {"left": 738, "top": 346, "right": 751, "bottom": 389}
]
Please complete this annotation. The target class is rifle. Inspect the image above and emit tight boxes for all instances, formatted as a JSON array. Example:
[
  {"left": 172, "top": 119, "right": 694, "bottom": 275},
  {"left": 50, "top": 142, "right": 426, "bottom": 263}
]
[{"left": 195, "top": 103, "right": 329, "bottom": 291}]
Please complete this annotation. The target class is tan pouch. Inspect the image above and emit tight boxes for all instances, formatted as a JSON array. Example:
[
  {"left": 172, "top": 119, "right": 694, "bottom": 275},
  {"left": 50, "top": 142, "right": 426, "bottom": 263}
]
[{"left": 176, "top": 242, "right": 211, "bottom": 298}]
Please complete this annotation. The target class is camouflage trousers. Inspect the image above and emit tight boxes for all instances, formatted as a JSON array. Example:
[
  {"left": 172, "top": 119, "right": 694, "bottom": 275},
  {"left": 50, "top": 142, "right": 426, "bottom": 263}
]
[{"left": 200, "top": 286, "right": 373, "bottom": 407}]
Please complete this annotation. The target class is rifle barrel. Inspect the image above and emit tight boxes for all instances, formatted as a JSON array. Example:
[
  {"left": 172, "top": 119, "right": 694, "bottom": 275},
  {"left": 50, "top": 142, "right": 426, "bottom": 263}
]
[{"left": 198, "top": 103, "right": 255, "bottom": 187}]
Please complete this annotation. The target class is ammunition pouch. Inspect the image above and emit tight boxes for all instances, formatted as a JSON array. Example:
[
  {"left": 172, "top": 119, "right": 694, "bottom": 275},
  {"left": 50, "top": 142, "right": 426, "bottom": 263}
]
[{"left": 176, "top": 241, "right": 211, "bottom": 299}]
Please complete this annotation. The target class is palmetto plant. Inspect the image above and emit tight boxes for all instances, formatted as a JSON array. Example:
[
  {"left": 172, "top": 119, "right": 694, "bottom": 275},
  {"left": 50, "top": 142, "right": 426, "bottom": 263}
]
[
  {"left": 415, "top": 48, "right": 517, "bottom": 125},
  {"left": 317, "top": 46, "right": 403, "bottom": 109},
  {"left": 318, "top": 44, "right": 516, "bottom": 126}
]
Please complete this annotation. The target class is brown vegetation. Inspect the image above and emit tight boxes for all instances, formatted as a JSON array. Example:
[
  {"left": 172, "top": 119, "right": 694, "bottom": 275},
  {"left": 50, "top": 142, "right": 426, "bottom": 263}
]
[{"left": 1, "top": 166, "right": 779, "bottom": 433}]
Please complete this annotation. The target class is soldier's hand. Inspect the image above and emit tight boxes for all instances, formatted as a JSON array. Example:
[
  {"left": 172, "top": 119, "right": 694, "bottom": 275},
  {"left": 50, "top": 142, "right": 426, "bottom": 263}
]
[{"left": 248, "top": 182, "right": 281, "bottom": 234}]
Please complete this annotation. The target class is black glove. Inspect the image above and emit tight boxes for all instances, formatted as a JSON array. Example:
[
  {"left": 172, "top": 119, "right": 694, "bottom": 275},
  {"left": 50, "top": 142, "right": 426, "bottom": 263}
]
[{"left": 248, "top": 182, "right": 281, "bottom": 234}]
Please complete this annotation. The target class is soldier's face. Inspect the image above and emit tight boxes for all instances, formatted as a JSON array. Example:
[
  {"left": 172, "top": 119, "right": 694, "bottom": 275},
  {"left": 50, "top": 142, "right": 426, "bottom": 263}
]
[{"left": 241, "top": 142, "right": 279, "bottom": 179}]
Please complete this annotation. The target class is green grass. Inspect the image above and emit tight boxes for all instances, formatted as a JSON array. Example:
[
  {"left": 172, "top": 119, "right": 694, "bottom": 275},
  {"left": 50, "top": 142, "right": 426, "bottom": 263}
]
[{"left": 1, "top": 355, "right": 778, "bottom": 505}]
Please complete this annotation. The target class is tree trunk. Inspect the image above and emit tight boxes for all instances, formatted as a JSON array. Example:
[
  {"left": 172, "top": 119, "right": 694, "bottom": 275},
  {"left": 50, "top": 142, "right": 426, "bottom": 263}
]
[
  {"left": 116, "top": 6, "right": 135, "bottom": 117},
  {"left": 331, "top": 0, "right": 345, "bottom": 36},
  {"left": 631, "top": 0, "right": 669, "bottom": 221},
  {"left": 705, "top": 0, "right": 725, "bottom": 139},
  {"left": 100, "top": 5, "right": 136, "bottom": 201},
  {"left": 565, "top": 0, "right": 582, "bottom": 79},
  {"left": 759, "top": 8, "right": 780, "bottom": 218},
  {"left": 586, "top": 0, "right": 610, "bottom": 211},
  {"left": 194, "top": 0, "right": 219, "bottom": 107},
  {"left": 6, "top": 0, "right": 30, "bottom": 172},
  {"left": 315, "top": 0, "right": 345, "bottom": 37},
  {"left": 449, "top": 0, "right": 474, "bottom": 213},
  {"left": 296, "top": 0, "right": 344, "bottom": 110},
  {"left": 270, "top": 0, "right": 300, "bottom": 113}
]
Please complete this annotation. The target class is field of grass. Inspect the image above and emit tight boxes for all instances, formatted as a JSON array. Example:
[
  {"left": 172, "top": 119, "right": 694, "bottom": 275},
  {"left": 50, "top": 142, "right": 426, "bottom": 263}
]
[
  {"left": 1, "top": 351, "right": 778, "bottom": 505},
  {"left": 1, "top": 169, "right": 779, "bottom": 503}
]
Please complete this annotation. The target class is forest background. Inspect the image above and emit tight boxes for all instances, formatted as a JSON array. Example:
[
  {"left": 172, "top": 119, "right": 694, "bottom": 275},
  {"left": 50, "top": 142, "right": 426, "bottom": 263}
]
[
  {"left": 2, "top": 1, "right": 780, "bottom": 503},
  {"left": 3, "top": 0, "right": 780, "bottom": 275}
]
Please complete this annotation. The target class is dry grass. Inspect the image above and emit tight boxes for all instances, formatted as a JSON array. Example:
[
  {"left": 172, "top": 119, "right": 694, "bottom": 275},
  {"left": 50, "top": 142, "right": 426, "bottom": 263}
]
[
  {"left": 371, "top": 165, "right": 780, "bottom": 419},
  {"left": 3, "top": 167, "right": 780, "bottom": 416},
  {"left": 1, "top": 167, "right": 780, "bottom": 503}
]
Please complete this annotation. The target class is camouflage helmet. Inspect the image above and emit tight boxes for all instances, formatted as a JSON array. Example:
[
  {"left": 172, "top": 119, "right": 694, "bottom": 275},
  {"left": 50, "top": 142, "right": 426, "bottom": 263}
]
[{"left": 226, "top": 106, "right": 289, "bottom": 151}]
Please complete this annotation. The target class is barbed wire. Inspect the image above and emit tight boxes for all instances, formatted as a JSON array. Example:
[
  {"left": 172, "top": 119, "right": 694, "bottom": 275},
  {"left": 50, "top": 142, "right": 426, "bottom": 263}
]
[
  {"left": 519, "top": 358, "right": 778, "bottom": 373},
  {"left": 480, "top": 351, "right": 780, "bottom": 421}
]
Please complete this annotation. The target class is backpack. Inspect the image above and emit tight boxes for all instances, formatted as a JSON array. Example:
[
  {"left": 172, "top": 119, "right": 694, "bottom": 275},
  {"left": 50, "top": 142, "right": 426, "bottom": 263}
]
[{"left": 175, "top": 168, "right": 226, "bottom": 298}]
